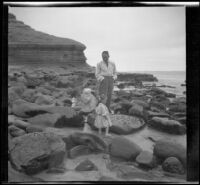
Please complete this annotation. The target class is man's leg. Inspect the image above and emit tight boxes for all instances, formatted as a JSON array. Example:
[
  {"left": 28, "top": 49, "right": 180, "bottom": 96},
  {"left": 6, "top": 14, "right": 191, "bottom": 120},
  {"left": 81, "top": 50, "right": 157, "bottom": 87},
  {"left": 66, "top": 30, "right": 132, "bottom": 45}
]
[
  {"left": 106, "top": 77, "right": 114, "bottom": 110},
  {"left": 98, "top": 77, "right": 108, "bottom": 103}
]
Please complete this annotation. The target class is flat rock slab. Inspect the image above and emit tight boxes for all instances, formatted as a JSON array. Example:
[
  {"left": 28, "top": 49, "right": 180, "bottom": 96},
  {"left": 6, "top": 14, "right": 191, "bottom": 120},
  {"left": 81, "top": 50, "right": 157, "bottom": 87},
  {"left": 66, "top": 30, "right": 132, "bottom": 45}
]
[
  {"left": 109, "top": 114, "right": 146, "bottom": 135},
  {"left": 9, "top": 132, "right": 66, "bottom": 175}
]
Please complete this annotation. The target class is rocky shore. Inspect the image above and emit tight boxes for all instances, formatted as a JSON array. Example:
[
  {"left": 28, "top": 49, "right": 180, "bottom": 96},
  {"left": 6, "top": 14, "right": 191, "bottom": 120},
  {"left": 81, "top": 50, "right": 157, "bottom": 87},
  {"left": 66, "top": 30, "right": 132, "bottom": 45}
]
[{"left": 8, "top": 65, "right": 187, "bottom": 182}]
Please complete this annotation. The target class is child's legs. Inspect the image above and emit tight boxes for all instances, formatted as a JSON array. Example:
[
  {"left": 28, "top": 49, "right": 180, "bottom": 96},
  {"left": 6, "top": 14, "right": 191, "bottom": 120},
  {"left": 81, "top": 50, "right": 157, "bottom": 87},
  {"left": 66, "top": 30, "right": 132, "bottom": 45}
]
[
  {"left": 98, "top": 128, "right": 102, "bottom": 134},
  {"left": 105, "top": 126, "right": 109, "bottom": 135}
]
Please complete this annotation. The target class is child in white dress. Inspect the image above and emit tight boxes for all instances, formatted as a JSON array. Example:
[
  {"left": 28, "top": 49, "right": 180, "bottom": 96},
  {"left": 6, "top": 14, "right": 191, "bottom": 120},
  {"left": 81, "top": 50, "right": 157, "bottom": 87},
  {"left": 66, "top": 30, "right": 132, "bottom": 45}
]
[
  {"left": 73, "top": 88, "right": 97, "bottom": 133},
  {"left": 94, "top": 95, "right": 112, "bottom": 136}
]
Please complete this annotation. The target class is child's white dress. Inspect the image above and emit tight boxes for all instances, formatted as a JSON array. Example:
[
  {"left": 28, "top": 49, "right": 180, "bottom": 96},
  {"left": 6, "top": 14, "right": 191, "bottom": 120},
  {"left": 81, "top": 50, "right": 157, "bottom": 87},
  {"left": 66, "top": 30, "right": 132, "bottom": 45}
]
[{"left": 94, "top": 103, "right": 112, "bottom": 128}]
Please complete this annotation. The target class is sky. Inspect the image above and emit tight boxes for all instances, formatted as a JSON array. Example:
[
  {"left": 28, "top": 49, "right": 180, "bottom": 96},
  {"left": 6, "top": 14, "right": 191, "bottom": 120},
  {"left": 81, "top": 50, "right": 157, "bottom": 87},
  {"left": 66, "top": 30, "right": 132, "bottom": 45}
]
[{"left": 9, "top": 7, "right": 186, "bottom": 72}]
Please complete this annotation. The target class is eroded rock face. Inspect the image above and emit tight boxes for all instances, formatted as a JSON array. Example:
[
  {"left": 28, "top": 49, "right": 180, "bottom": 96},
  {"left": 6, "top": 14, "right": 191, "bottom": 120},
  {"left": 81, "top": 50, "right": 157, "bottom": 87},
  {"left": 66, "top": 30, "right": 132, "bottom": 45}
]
[
  {"left": 153, "top": 139, "right": 186, "bottom": 168},
  {"left": 109, "top": 136, "right": 142, "bottom": 160},
  {"left": 162, "top": 157, "right": 185, "bottom": 174},
  {"left": 9, "top": 132, "right": 66, "bottom": 175}
]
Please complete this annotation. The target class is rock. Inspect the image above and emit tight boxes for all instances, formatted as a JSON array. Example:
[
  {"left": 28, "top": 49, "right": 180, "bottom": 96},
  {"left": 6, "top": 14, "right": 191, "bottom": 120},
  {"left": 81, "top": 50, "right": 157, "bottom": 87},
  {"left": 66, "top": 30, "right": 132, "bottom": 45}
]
[
  {"left": 136, "top": 151, "right": 157, "bottom": 168},
  {"left": 91, "top": 114, "right": 146, "bottom": 135},
  {"left": 36, "top": 86, "right": 51, "bottom": 95},
  {"left": 8, "top": 89, "right": 21, "bottom": 106},
  {"left": 153, "top": 139, "right": 186, "bottom": 167},
  {"left": 131, "top": 99, "right": 150, "bottom": 109},
  {"left": 168, "top": 102, "right": 186, "bottom": 113},
  {"left": 69, "top": 145, "right": 92, "bottom": 159},
  {"left": 9, "top": 85, "right": 26, "bottom": 97},
  {"left": 8, "top": 162, "right": 44, "bottom": 182},
  {"left": 112, "top": 114, "right": 145, "bottom": 134},
  {"left": 9, "top": 132, "right": 66, "bottom": 175},
  {"left": 175, "top": 117, "right": 186, "bottom": 125},
  {"left": 162, "top": 157, "right": 185, "bottom": 174},
  {"left": 109, "top": 136, "right": 142, "bottom": 160},
  {"left": 35, "top": 94, "right": 54, "bottom": 105},
  {"left": 26, "top": 125, "right": 45, "bottom": 133},
  {"left": 146, "top": 111, "right": 170, "bottom": 119},
  {"left": 42, "top": 106, "right": 84, "bottom": 127},
  {"left": 149, "top": 117, "right": 186, "bottom": 135},
  {"left": 8, "top": 125, "right": 26, "bottom": 137},
  {"left": 22, "top": 89, "right": 37, "bottom": 103},
  {"left": 150, "top": 95, "right": 170, "bottom": 108},
  {"left": 117, "top": 73, "right": 158, "bottom": 82},
  {"left": 75, "top": 159, "right": 98, "bottom": 171},
  {"left": 8, "top": 117, "right": 31, "bottom": 129},
  {"left": 166, "top": 93, "right": 176, "bottom": 98},
  {"left": 111, "top": 100, "right": 133, "bottom": 114},
  {"left": 12, "top": 100, "right": 49, "bottom": 118},
  {"left": 128, "top": 103, "right": 144, "bottom": 118},
  {"left": 107, "top": 163, "right": 154, "bottom": 180},
  {"left": 70, "top": 132, "right": 107, "bottom": 152},
  {"left": 28, "top": 113, "right": 62, "bottom": 127}
]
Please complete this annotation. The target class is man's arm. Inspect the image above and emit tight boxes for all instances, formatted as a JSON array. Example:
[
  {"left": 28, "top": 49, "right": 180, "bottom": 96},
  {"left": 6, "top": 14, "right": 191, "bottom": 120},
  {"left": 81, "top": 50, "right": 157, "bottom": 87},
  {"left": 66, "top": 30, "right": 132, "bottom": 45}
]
[{"left": 95, "top": 63, "right": 104, "bottom": 81}]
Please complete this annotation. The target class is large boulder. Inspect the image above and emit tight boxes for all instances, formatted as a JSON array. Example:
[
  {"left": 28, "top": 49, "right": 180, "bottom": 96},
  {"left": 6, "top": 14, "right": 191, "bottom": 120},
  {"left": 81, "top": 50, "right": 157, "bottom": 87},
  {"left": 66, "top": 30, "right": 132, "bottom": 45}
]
[
  {"left": 12, "top": 100, "right": 49, "bottom": 118},
  {"left": 8, "top": 162, "right": 43, "bottom": 182},
  {"left": 153, "top": 139, "right": 186, "bottom": 167},
  {"left": 27, "top": 113, "right": 63, "bottom": 127},
  {"left": 109, "top": 136, "right": 142, "bottom": 160},
  {"left": 162, "top": 157, "right": 185, "bottom": 174},
  {"left": 9, "top": 132, "right": 66, "bottom": 175},
  {"left": 69, "top": 132, "right": 107, "bottom": 152},
  {"left": 109, "top": 114, "right": 146, "bottom": 135},
  {"left": 41, "top": 106, "right": 84, "bottom": 127},
  {"left": 149, "top": 117, "right": 186, "bottom": 135},
  {"left": 88, "top": 114, "right": 146, "bottom": 135}
]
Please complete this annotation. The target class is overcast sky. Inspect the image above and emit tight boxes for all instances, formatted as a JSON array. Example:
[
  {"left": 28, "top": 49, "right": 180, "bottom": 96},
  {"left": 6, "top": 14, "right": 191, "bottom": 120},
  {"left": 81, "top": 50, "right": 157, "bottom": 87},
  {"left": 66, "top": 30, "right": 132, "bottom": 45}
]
[{"left": 9, "top": 7, "right": 185, "bottom": 72}]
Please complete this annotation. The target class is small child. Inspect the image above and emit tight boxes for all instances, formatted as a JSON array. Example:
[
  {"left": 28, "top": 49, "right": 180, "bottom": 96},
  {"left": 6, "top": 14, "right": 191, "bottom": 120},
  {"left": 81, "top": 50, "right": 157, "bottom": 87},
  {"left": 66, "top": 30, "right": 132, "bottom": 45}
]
[
  {"left": 73, "top": 88, "right": 97, "bottom": 133},
  {"left": 94, "top": 94, "right": 112, "bottom": 136}
]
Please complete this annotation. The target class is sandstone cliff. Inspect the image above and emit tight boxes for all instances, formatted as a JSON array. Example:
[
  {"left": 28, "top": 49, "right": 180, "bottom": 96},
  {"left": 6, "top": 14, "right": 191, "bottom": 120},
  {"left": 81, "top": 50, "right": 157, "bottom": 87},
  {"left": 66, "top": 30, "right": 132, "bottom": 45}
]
[{"left": 8, "top": 13, "right": 87, "bottom": 65}]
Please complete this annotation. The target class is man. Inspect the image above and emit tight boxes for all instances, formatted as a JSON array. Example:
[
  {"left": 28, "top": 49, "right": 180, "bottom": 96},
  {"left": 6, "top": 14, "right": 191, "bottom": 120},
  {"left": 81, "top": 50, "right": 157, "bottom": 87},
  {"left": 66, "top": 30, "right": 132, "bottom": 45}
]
[{"left": 95, "top": 51, "right": 117, "bottom": 111}]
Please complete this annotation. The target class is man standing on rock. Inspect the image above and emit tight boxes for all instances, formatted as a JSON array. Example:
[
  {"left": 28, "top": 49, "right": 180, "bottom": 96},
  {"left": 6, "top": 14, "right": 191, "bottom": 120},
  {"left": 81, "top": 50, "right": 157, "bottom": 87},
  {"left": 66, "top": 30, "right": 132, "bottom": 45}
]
[{"left": 95, "top": 51, "right": 117, "bottom": 112}]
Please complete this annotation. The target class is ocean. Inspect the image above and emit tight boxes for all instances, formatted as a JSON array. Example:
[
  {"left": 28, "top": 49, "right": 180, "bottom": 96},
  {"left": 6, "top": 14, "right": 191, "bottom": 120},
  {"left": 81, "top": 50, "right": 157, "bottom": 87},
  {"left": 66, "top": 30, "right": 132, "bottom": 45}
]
[{"left": 116, "top": 71, "right": 186, "bottom": 97}]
